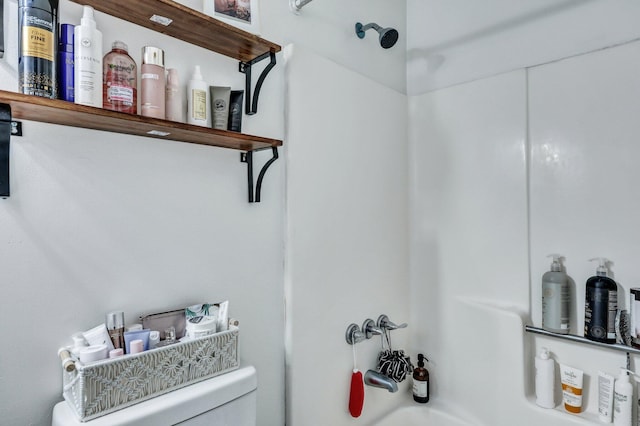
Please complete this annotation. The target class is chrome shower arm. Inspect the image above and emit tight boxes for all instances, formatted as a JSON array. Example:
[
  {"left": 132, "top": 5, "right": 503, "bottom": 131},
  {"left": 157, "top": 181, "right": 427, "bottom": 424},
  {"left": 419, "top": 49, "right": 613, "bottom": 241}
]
[{"left": 289, "top": 0, "right": 314, "bottom": 12}]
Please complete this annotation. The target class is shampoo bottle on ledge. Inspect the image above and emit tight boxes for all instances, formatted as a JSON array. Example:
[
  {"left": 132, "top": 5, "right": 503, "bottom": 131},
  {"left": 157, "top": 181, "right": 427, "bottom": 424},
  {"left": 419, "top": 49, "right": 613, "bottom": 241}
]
[
  {"left": 534, "top": 347, "right": 555, "bottom": 408},
  {"left": 413, "top": 353, "right": 429, "bottom": 403},
  {"left": 542, "top": 254, "right": 569, "bottom": 334},
  {"left": 584, "top": 257, "right": 617, "bottom": 344}
]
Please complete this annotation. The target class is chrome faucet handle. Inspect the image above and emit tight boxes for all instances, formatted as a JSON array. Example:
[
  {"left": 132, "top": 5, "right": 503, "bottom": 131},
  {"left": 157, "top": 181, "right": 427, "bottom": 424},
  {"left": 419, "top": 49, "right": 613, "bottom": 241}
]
[
  {"left": 362, "top": 319, "right": 383, "bottom": 339},
  {"left": 377, "top": 314, "right": 407, "bottom": 331},
  {"left": 345, "top": 323, "right": 366, "bottom": 345}
]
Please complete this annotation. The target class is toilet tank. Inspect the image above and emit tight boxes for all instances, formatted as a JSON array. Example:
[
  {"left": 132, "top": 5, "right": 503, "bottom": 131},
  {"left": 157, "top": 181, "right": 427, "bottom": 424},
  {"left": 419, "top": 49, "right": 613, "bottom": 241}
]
[{"left": 52, "top": 366, "right": 257, "bottom": 426}]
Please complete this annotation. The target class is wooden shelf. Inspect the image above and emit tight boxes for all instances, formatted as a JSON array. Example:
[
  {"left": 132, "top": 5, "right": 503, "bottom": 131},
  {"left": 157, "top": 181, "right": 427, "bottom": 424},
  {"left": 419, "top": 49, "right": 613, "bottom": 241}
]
[
  {"left": 0, "top": 90, "right": 282, "bottom": 151},
  {"left": 70, "top": 0, "right": 281, "bottom": 64},
  {"left": 1, "top": 0, "right": 284, "bottom": 200}
]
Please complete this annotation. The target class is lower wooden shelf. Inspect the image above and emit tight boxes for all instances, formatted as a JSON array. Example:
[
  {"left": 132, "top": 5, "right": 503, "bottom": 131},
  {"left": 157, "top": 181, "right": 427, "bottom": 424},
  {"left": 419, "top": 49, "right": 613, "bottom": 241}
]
[{"left": 0, "top": 90, "right": 282, "bottom": 151}]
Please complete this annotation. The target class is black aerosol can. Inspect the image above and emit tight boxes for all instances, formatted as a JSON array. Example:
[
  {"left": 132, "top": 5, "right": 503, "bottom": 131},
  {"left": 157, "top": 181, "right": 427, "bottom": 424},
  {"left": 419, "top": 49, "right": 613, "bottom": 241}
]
[{"left": 18, "top": 0, "right": 59, "bottom": 98}]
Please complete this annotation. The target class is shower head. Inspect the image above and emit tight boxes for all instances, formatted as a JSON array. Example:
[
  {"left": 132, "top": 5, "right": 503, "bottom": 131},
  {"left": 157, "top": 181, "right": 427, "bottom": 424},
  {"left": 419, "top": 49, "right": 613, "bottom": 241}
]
[{"left": 355, "top": 22, "right": 399, "bottom": 49}]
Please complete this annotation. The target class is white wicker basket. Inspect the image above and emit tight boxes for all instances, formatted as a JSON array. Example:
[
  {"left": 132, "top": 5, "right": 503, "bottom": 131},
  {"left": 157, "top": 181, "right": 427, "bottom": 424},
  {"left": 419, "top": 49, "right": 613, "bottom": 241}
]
[{"left": 61, "top": 326, "right": 239, "bottom": 422}]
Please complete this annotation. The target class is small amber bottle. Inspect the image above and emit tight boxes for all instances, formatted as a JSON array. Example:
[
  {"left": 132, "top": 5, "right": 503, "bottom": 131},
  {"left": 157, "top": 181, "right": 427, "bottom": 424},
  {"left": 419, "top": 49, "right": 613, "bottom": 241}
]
[{"left": 413, "top": 353, "right": 429, "bottom": 403}]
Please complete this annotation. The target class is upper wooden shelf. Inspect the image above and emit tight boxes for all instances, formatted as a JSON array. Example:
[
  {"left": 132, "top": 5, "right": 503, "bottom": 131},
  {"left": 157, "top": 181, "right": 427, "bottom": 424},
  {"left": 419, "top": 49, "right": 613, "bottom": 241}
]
[
  {"left": 0, "top": 90, "right": 282, "bottom": 151},
  {"left": 70, "top": 0, "right": 282, "bottom": 64}
]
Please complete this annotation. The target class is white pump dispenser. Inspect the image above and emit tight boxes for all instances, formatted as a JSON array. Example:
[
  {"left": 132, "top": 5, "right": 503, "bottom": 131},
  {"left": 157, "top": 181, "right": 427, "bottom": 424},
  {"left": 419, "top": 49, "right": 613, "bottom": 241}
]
[
  {"left": 187, "top": 65, "right": 210, "bottom": 127},
  {"left": 74, "top": 6, "right": 103, "bottom": 107},
  {"left": 590, "top": 257, "right": 611, "bottom": 276},
  {"left": 613, "top": 368, "right": 632, "bottom": 426},
  {"left": 542, "top": 254, "right": 570, "bottom": 334},
  {"left": 534, "top": 347, "right": 555, "bottom": 408}
]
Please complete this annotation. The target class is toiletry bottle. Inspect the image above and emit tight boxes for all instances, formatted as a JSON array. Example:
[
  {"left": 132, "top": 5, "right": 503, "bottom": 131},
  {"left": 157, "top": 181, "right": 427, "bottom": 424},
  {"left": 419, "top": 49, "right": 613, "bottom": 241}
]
[
  {"left": 613, "top": 368, "right": 632, "bottom": 426},
  {"left": 141, "top": 46, "right": 165, "bottom": 119},
  {"left": 534, "top": 347, "right": 555, "bottom": 408},
  {"left": 630, "top": 288, "right": 640, "bottom": 348},
  {"left": 74, "top": 6, "right": 103, "bottom": 107},
  {"left": 106, "top": 311, "right": 125, "bottom": 350},
  {"left": 187, "top": 65, "right": 210, "bottom": 127},
  {"left": 57, "top": 24, "right": 74, "bottom": 102},
  {"left": 228, "top": 90, "right": 244, "bottom": 132},
  {"left": 103, "top": 41, "right": 137, "bottom": 114},
  {"left": 18, "top": 0, "right": 59, "bottom": 98},
  {"left": 585, "top": 258, "right": 618, "bottom": 344},
  {"left": 165, "top": 68, "right": 183, "bottom": 122},
  {"left": 542, "top": 254, "right": 570, "bottom": 334},
  {"left": 412, "top": 353, "right": 429, "bottom": 403},
  {"left": 210, "top": 86, "right": 231, "bottom": 130}
]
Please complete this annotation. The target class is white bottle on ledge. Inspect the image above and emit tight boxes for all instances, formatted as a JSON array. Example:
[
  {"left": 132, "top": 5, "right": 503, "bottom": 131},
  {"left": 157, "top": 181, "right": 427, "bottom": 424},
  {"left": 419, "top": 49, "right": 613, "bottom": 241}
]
[{"left": 535, "top": 347, "right": 555, "bottom": 409}]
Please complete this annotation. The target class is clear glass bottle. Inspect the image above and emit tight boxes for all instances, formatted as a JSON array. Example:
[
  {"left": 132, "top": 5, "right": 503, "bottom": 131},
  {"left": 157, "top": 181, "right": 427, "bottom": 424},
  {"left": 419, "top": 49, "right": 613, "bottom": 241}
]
[{"left": 103, "top": 41, "right": 137, "bottom": 114}]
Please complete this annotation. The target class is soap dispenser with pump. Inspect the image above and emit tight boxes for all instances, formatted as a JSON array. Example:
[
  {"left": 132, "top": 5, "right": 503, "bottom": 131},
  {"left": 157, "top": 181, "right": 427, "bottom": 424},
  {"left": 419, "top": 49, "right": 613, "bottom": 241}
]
[
  {"left": 584, "top": 258, "right": 618, "bottom": 344},
  {"left": 534, "top": 347, "right": 555, "bottom": 408},
  {"left": 613, "top": 368, "right": 632, "bottom": 426},
  {"left": 542, "top": 254, "right": 570, "bottom": 334},
  {"left": 412, "top": 354, "right": 429, "bottom": 403}
]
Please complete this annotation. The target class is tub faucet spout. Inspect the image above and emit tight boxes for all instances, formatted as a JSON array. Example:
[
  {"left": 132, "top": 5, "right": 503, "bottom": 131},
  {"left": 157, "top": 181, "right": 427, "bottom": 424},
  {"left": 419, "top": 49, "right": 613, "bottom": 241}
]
[{"left": 364, "top": 370, "right": 398, "bottom": 393}]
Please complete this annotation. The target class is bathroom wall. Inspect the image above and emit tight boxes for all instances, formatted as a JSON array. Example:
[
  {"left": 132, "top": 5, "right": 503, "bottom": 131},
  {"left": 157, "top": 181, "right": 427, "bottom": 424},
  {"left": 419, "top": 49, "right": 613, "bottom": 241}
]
[
  {"left": 0, "top": 0, "right": 406, "bottom": 425},
  {"left": 284, "top": 45, "right": 410, "bottom": 425},
  {"left": 406, "top": 0, "right": 640, "bottom": 94},
  {"left": 409, "top": 31, "right": 640, "bottom": 426}
]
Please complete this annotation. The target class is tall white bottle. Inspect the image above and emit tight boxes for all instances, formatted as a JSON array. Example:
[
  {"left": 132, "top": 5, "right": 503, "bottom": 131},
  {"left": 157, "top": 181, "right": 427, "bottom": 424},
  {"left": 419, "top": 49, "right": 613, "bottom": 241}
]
[
  {"left": 74, "top": 6, "right": 103, "bottom": 107},
  {"left": 613, "top": 369, "right": 632, "bottom": 426},
  {"left": 534, "top": 347, "right": 555, "bottom": 408},
  {"left": 187, "top": 65, "right": 210, "bottom": 127}
]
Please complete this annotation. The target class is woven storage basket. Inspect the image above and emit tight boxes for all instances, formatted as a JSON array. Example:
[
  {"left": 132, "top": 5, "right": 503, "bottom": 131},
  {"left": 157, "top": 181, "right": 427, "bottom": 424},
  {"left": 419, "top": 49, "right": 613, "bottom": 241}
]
[{"left": 61, "top": 326, "right": 239, "bottom": 421}]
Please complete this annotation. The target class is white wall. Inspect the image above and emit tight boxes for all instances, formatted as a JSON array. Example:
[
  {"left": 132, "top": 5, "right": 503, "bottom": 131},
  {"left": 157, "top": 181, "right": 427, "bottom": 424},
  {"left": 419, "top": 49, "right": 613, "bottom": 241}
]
[
  {"left": 0, "top": 0, "right": 406, "bottom": 424},
  {"left": 263, "top": 0, "right": 406, "bottom": 94},
  {"left": 409, "top": 70, "right": 530, "bottom": 425},
  {"left": 284, "top": 45, "right": 410, "bottom": 425},
  {"left": 0, "top": 2, "right": 286, "bottom": 425},
  {"left": 407, "top": 0, "right": 640, "bottom": 94},
  {"left": 409, "top": 34, "right": 640, "bottom": 426}
]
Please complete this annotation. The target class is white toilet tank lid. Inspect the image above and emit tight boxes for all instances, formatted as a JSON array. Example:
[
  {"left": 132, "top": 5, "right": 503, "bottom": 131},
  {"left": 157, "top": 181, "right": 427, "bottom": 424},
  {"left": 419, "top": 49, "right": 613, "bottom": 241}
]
[{"left": 52, "top": 365, "right": 257, "bottom": 426}]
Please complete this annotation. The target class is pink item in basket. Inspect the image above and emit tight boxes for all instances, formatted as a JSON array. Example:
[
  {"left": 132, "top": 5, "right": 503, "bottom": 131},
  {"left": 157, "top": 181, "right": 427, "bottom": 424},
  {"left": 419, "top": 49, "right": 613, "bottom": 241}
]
[{"left": 129, "top": 339, "right": 144, "bottom": 354}]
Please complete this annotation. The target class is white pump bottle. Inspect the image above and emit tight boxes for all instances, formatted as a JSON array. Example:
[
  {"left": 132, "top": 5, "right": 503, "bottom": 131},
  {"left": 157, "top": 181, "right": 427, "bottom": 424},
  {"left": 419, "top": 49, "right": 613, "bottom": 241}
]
[
  {"left": 613, "top": 368, "right": 632, "bottom": 426},
  {"left": 534, "top": 347, "right": 555, "bottom": 408},
  {"left": 187, "top": 65, "right": 210, "bottom": 127},
  {"left": 74, "top": 6, "right": 103, "bottom": 107}
]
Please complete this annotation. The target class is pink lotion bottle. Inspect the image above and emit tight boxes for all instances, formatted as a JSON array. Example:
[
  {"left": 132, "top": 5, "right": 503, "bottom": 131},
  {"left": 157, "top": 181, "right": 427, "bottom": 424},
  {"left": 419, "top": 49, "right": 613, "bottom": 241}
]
[
  {"left": 140, "top": 46, "right": 165, "bottom": 119},
  {"left": 165, "top": 68, "right": 183, "bottom": 122}
]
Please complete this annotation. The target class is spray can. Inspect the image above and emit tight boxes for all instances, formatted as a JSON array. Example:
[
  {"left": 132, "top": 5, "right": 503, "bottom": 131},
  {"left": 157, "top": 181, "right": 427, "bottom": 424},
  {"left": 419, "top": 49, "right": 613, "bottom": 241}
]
[{"left": 18, "top": 0, "right": 59, "bottom": 98}]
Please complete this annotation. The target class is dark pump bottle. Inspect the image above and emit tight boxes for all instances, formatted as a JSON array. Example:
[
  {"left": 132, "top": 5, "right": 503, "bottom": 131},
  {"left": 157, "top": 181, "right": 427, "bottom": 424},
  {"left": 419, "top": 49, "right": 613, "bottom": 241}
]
[
  {"left": 413, "top": 354, "right": 429, "bottom": 403},
  {"left": 18, "top": 0, "right": 59, "bottom": 98},
  {"left": 584, "top": 258, "right": 617, "bottom": 344}
]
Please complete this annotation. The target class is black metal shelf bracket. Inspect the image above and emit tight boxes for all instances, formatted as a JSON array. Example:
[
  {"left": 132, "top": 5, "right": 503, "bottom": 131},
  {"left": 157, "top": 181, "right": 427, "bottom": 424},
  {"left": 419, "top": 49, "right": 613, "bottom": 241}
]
[
  {"left": 0, "top": 102, "right": 11, "bottom": 198},
  {"left": 239, "top": 50, "right": 277, "bottom": 116},
  {"left": 1, "top": 0, "right": 5, "bottom": 59},
  {"left": 240, "top": 146, "right": 279, "bottom": 203}
]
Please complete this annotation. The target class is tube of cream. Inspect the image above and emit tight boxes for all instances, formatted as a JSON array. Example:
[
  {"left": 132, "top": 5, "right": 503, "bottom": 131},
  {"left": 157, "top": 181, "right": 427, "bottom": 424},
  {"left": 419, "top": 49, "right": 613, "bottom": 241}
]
[
  {"left": 598, "top": 371, "right": 615, "bottom": 422},
  {"left": 560, "top": 364, "right": 584, "bottom": 414},
  {"left": 124, "top": 329, "right": 151, "bottom": 354}
]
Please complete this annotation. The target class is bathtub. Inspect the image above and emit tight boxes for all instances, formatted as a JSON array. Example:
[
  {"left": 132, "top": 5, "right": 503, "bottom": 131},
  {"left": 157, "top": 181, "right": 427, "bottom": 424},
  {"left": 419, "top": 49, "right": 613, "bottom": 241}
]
[{"left": 371, "top": 402, "right": 476, "bottom": 426}]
